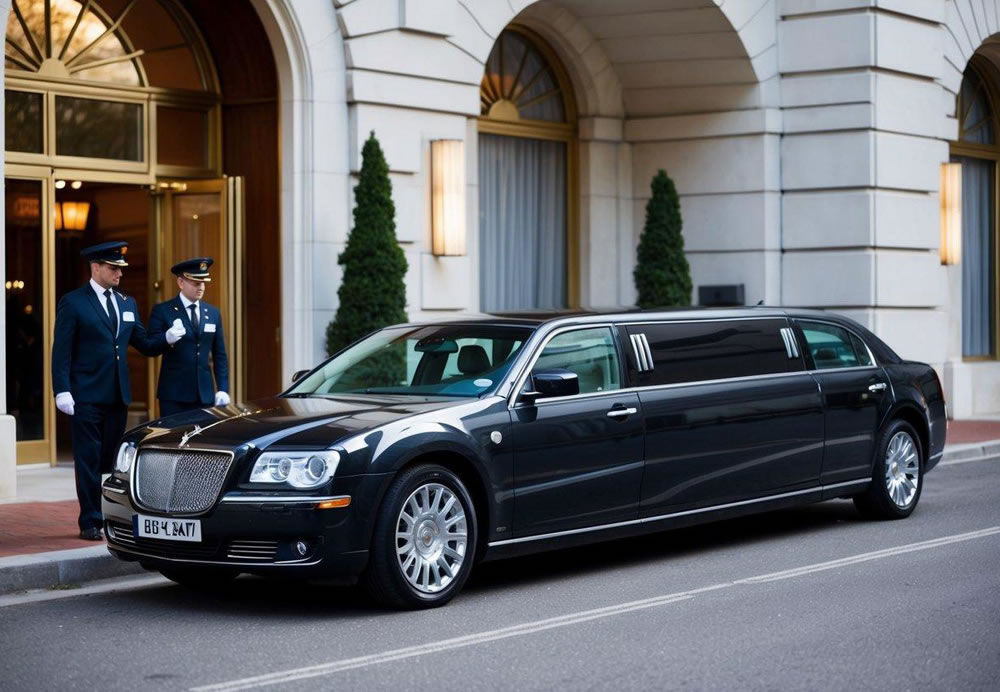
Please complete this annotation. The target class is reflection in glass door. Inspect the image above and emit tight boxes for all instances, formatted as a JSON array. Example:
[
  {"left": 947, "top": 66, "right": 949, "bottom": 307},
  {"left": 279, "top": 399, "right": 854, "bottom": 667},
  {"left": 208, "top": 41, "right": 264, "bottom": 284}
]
[
  {"left": 4, "top": 171, "right": 53, "bottom": 463},
  {"left": 149, "top": 178, "right": 244, "bottom": 417}
]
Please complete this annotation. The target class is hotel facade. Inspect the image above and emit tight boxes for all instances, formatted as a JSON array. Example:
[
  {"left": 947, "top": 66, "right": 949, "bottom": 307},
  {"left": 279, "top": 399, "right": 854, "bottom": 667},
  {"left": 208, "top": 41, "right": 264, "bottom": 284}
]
[{"left": 1, "top": 0, "right": 999, "bottom": 496}]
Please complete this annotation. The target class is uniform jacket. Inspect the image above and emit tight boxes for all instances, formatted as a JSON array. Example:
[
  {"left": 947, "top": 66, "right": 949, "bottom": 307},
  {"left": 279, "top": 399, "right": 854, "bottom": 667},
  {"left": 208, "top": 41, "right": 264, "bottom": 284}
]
[
  {"left": 148, "top": 296, "right": 229, "bottom": 405},
  {"left": 51, "top": 284, "right": 167, "bottom": 405}
]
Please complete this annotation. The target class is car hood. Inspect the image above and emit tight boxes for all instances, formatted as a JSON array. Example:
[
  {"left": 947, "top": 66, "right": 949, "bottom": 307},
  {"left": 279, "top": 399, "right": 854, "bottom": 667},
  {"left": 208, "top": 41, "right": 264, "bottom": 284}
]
[{"left": 134, "top": 394, "right": 469, "bottom": 451}]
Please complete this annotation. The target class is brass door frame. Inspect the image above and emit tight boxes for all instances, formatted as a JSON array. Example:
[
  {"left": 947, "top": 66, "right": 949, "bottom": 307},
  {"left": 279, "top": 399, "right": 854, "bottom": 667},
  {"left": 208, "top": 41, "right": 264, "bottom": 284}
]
[
  {"left": 4, "top": 163, "right": 56, "bottom": 465},
  {"left": 148, "top": 177, "right": 244, "bottom": 419}
]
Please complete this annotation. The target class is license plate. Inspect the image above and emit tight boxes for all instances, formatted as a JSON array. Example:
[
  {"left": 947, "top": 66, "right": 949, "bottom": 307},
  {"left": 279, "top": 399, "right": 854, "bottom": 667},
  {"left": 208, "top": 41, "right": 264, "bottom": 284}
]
[{"left": 133, "top": 514, "right": 202, "bottom": 542}]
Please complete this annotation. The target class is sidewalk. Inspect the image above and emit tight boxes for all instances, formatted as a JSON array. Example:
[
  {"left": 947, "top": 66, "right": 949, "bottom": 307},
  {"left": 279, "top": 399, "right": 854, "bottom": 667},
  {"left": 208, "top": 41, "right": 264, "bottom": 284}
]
[{"left": 2, "top": 420, "right": 1000, "bottom": 595}]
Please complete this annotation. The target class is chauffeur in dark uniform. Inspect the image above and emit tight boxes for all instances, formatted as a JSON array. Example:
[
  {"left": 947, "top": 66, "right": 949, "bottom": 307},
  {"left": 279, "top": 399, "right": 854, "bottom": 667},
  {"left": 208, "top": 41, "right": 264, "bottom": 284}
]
[
  {"left": 52, "top": 241, "right": 187, "bottom": 540},
  {"left": 148, "top": 258, "right": 230, "bottom": 417}
]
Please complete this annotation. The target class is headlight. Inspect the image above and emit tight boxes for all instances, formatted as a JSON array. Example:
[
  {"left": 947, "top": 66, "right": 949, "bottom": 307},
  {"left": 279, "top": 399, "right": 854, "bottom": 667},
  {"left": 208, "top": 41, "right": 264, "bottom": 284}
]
[
  {"left": 249, "top": 450, "right": 340, "bottom": 489},
  {"left": 115, "top": 442, "right": 137, "bottom": 473}
]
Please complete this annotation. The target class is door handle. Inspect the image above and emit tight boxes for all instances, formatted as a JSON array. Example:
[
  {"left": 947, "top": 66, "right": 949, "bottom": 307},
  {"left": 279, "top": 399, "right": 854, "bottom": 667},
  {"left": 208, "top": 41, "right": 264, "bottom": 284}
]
[
  {"left": 607, "top": 407, "right": 637, "bottom": 419},
  {"left": 868, "top": 382, "right": 887, "bottom": 393}
]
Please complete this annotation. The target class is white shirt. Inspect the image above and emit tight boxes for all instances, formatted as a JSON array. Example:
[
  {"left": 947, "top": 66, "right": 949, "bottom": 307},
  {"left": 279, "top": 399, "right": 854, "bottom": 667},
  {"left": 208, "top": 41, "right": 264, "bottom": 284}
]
[
  {"left": 179, "top": 293, "right": 200, "bottom": 328},
  {"left": 90, "top": 278, "right": 121, "bottom": 337}
]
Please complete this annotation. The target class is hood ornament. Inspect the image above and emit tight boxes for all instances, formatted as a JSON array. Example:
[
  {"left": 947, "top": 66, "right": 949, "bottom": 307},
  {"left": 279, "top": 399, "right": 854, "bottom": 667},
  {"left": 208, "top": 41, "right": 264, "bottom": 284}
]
[{"left": 179, "top": 425, "right": 203, "bottom": 448}]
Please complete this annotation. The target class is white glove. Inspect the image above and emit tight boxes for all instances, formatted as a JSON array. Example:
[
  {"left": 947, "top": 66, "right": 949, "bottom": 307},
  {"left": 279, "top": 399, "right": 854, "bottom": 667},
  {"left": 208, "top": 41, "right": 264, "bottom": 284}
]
[
  {"left": 214, "top": 391, "right": 231, "bottom": 406},
  {"left": 56, "top": 392, "right": 75, "bottom": 416},
  {"left": 166, "top": 318, "right": 186, "bottom": 345}
]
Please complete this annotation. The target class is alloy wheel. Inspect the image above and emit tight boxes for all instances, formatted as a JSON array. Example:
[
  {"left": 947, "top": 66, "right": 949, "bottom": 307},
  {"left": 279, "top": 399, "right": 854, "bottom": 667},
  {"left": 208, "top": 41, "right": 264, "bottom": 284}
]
[
  {"left": 884, "top": 431, "right": 920, "bottom": 508},
  {"left": 394, "top": 482, "right": 468, "bottom": 594}
]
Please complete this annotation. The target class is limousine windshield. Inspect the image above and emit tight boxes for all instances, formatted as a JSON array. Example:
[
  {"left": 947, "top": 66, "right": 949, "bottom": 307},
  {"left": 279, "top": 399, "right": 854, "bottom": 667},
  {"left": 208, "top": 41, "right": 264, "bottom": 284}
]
[{"left": 287, "top": 324, "right": 534, "bottom": 398}]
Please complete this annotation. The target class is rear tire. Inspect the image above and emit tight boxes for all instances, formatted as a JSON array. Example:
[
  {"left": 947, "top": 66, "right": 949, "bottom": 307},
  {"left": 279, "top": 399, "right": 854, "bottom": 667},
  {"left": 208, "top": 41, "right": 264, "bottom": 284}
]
[
  {"left": 363, "top": 464, "right": 477, "bottom": 609},
  {"left": 159, "top": 566, "right": 240, "bottom": 590},
  {"left": 853, "top": 419, "right": 923, "bottom": 520}
]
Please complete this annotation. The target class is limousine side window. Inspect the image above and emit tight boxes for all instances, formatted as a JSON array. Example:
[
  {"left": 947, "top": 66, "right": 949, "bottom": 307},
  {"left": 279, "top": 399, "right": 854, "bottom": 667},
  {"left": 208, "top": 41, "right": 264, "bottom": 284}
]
[
  {"left": 532, "top": 327, "right": 622, "bottom": 395},
  {"left": 624, "top": 318, "right": 800, "bottom": 386},
  {"left": 798, "top": 321, "right": 872, "bottom": 369}
]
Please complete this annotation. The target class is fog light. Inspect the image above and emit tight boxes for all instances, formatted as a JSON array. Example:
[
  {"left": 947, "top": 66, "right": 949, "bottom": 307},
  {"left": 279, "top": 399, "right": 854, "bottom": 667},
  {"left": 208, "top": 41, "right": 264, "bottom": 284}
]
[{"left": 295, "top": 541, "right": 309, "bottom": 556}]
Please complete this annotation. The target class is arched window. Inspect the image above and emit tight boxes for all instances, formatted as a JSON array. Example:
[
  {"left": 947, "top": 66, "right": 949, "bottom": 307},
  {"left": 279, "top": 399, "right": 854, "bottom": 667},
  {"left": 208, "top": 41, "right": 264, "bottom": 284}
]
[
  {"left": 952, "top": 59, "right": 1000, "bottom": 359},
  {"left": 478, "top": 27, "right": 577, "bottom": 311},
  {"left": 4, "top": 0, "right": 219, "bottom": 171}
]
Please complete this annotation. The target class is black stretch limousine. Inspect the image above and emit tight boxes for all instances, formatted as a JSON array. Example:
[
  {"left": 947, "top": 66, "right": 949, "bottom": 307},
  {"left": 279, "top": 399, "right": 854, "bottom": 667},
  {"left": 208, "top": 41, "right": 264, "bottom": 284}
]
[{"left": 103, "top": 308, "right": 946, "bottom": 608}]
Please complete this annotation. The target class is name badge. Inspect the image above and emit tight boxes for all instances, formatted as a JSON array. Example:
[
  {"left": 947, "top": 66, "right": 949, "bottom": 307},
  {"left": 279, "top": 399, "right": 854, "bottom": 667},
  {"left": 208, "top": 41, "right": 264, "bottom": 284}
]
[
  {"left": 205, "top": 323, "right": 217, "bottom": 333},
  {"left": 122, "top": 311, "right": 135, "bottom": 322}
]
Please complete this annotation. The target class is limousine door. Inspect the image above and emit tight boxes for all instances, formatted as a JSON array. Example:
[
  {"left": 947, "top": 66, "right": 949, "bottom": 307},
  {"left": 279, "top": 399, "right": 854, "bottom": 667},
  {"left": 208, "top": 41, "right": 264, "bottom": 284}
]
[
  {"left": 510, "top": 327, "right": 645, "bottom": 536},
  {"left": 794, "top": 320, "right": 893, "bottom": 485},
  {"left": 624, "top": 319, "right": 826, "bottom": 517}
]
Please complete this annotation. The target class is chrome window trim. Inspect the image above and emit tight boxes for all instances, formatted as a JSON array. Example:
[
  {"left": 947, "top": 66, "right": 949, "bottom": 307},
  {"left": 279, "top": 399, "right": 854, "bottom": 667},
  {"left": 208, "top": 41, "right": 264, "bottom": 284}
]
[
  {"left": 637, "top": 333, "right": 653, "bottom": 370},
  {"left": 628, "top": 333, "right": 649, "bottom": 371},
  {"left": 505, "top": 317, "right": 884, "bottom": 408},
  {"left": 794, "top": 318, "right": 879, "bottom": 369},
  {"left": 779, "top": 327, "right": 799, "bottom": 359},
  {"left": 488, "top": 479, "right": 871, "bottom": 547},
  {"left": 506, "top": 323, "right": 619, "bottom": 408},
  {"left": 522, "top": 368, "right": 817, "bottom": 406}
]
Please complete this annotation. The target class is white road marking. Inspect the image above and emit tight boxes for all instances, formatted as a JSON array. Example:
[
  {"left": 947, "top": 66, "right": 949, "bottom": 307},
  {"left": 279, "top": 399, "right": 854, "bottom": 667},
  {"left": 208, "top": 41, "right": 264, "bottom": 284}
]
[
  {"left": 939, "top": 452, "right": 1000, "bottom": 467},
  {"left": 192, "top": 525, "right": 1000, "bottom": 692},
  {"left": 0, "top": 574, "right": 166, "bottom": 608}
]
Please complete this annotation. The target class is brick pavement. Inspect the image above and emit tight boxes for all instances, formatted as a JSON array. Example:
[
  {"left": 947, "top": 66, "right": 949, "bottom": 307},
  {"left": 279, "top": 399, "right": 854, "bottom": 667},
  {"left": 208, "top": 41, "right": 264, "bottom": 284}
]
[
  {"left": 946, "top": 419, "right": 1000, "bottom": 445},
  {"left": 0, "top": 501, "right": 97, "bottom": 558}
]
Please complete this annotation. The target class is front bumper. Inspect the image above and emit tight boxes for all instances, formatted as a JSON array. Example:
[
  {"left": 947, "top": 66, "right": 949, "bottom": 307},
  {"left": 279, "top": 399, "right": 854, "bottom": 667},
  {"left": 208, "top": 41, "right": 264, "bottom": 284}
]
[{"left": 101, "top": 472, "right": 389, "bottom": 579}]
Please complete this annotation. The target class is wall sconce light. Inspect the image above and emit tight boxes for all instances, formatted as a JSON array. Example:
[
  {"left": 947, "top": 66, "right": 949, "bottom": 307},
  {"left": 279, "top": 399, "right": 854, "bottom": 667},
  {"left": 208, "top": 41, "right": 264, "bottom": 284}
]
[
  {"left": 431, "top": 139, "right": 466, "bottom": 256},
  {"left": 55, "top": 201, "right": 91, "bottom": 232},
  {"left": 940, "top": 162, "right": 962, "bottom": 266}
]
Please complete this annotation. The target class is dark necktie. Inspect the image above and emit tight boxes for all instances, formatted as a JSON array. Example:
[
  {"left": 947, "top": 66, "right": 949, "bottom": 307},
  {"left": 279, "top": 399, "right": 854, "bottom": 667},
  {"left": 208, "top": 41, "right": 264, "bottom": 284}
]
[
  {"left": 104, "top": 289, "right": 117, "bottom": 336},
  {"left": 189, "top": 303, "right": 199, "bottom": 331}
]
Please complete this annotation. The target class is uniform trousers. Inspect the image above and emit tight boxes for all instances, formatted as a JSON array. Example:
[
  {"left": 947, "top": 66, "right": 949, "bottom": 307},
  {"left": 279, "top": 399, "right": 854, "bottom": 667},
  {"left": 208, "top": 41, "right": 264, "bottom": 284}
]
[
  {"left": 71, "top": 402, "right": 128, "bottom": 531},
  {"left": 159, "top": 400, "right": 207, "bottom": 417}
]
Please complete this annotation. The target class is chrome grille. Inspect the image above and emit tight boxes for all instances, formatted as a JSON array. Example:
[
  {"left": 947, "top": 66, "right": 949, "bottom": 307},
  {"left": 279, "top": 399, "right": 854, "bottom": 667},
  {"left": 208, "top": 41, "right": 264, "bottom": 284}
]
[{"left": 135, "top": 449, "right": 233, "bottom": 514}]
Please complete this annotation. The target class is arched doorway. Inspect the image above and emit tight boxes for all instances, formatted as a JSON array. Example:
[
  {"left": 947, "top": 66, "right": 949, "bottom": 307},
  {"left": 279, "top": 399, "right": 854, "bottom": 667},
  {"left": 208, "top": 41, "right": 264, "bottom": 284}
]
[
  {"left": 951, "top": 57, "right": 1000, "bottom": 360},
  {"left": 3, "top": 0, "right": 280, "bottom": 464},
  {"left": 478, "top": 26, "right": 578, "bottom": 311}
]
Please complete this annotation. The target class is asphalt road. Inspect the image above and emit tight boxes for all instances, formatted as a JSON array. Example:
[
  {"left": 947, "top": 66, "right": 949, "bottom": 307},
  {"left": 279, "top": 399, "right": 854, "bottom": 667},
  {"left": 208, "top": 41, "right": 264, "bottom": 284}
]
[{"left": 3, "top": 456, "right": 999, "bottom": 691}]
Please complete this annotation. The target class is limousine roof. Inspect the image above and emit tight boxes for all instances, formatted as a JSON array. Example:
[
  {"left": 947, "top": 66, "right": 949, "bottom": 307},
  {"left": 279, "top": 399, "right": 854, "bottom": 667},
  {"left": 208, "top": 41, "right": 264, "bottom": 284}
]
[{"left": 398, "top": 307, "right": 904, "bottom": 364}]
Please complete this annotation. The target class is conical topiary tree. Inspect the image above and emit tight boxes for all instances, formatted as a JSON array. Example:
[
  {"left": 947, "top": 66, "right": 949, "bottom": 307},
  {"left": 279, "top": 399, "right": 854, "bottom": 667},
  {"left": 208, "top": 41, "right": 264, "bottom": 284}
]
[
  {"left": 326, "top": 132, "right": 408, "bottom": 363},
  {"left": 633, "top": 169, "right": 692, "bottom": 308}
]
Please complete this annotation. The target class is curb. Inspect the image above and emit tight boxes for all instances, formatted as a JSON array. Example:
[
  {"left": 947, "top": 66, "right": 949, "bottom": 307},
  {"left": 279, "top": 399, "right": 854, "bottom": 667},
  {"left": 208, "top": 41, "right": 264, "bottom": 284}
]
[
  {"left": 0, "top": 545, "right": 145, "bottom": 596},
  {"left": 940, "top": 440, "right": 1000, "bottom": 463}
]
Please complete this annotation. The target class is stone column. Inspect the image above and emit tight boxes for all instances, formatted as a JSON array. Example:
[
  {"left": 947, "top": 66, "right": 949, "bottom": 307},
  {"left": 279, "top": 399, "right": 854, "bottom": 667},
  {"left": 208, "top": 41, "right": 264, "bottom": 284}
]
[{"left": 779, "top": 0, "right": 949, "bottom": 367}]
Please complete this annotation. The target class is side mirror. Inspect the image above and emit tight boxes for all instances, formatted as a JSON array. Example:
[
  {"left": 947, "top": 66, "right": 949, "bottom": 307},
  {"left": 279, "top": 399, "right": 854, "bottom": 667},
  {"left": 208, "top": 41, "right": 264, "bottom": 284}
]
[
  {"left": 291, "top": 369, "right": 310, "bottom": 383},
  {"left": 520, "top": 368, "right": 579, "bottom": 404}
]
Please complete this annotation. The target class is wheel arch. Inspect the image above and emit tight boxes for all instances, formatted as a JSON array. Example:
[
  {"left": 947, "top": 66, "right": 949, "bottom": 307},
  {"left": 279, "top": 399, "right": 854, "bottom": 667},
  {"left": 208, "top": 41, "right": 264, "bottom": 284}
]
[
  {"left": 374, "top": 447, "right": 494, "bottom": 562},
  {"left": 886, "top": 403, "right": 930, "bottom": 464}
]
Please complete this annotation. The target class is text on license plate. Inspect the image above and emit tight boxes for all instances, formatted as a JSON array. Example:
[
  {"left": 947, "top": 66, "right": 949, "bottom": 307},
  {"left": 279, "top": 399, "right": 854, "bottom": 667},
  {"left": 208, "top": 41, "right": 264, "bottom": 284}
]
[{"left": 133, "top": 514, "right": 202, "bottom": 542}]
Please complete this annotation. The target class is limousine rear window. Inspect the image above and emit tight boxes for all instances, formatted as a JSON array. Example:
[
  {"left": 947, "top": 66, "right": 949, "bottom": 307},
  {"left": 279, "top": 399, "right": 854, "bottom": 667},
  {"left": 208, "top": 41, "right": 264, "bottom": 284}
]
[
  {"left": 289, "top": 325, "right": 534, "bottom": 398},
  {"left": 623, "top": 318, "right": 802, "bottom": 386},
  {"left": 798, "top": 321, "right": 874, "bottom": 370}
]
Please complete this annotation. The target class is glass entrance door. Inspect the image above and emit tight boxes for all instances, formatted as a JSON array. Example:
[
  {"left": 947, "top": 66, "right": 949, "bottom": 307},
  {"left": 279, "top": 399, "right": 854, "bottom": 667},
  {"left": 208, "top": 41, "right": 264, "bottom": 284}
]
[
  {"left": 4, "top": 166, "right": 54, "bottom": 464},
  {"left": 149, "top": 178, "right": 245, "bottom": 418}
]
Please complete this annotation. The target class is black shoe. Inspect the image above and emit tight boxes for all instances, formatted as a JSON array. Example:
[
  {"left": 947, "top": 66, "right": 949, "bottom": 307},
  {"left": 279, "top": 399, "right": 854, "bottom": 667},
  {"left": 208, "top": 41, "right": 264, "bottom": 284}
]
[{"left": 79, "top": 527, "right": 103, "bottom": 541}]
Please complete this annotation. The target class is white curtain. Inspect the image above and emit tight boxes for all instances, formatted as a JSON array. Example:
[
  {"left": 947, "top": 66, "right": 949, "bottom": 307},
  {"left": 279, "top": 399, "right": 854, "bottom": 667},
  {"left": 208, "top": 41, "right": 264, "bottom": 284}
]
[
  {"left": 478, "top": 134, "right": 567, "bottom": 311},
  {"left": 956, "top": 155, "right": 996, "bottom": 357}
]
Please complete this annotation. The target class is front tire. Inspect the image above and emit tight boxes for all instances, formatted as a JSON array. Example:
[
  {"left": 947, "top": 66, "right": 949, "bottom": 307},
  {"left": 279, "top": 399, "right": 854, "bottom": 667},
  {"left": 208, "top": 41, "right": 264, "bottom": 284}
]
[
  {"left": 854, "top": 419, "right": 923, "bottom": 519},
  {"left": 364, "top": 464, "right": 478, "bottom": 609}
]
